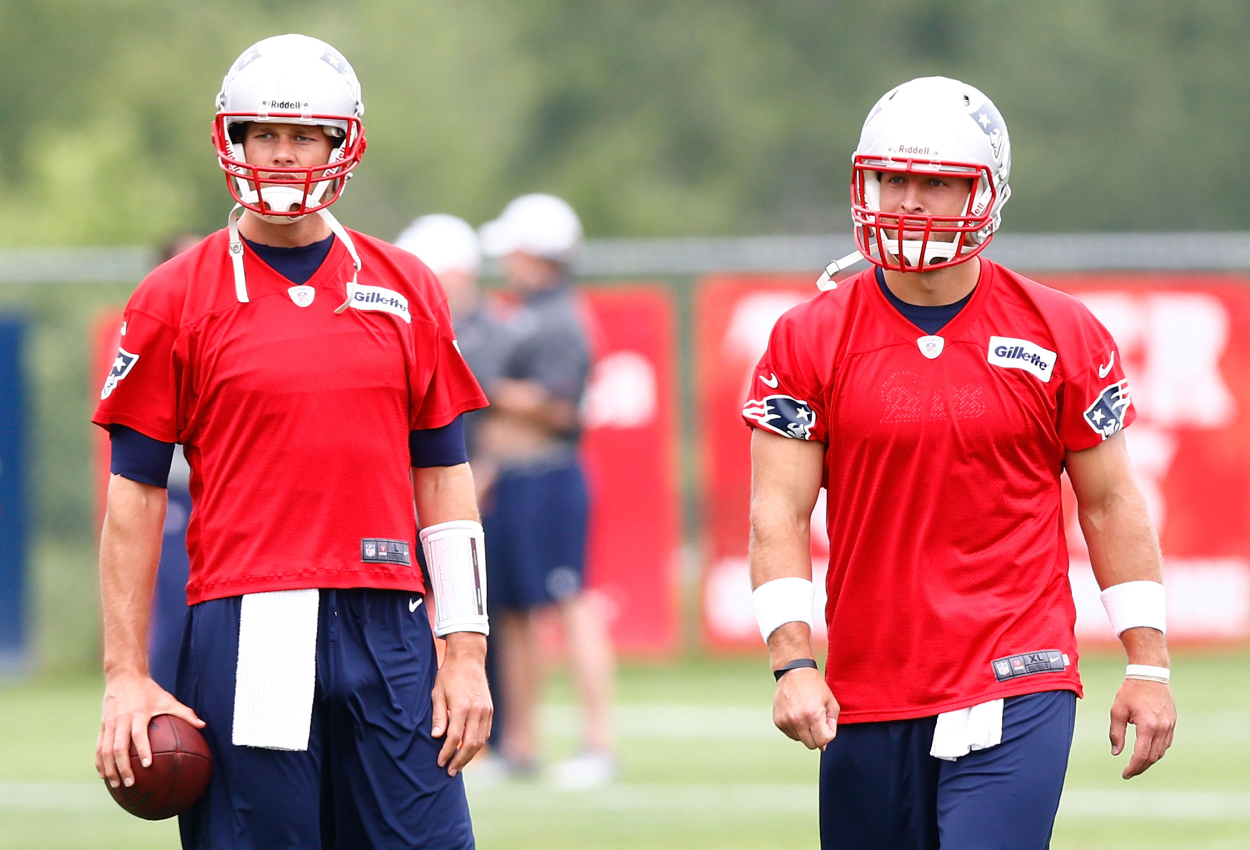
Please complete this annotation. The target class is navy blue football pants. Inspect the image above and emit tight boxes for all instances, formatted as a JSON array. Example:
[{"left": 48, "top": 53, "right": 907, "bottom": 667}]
[
  {"left": 483, "top": 460, "right": 589, "bottom": 611},
  {"left": 175, "top": 589, "right": 475, "bottom": 850},
  {"left": 819, "top": 689, "right": 1076, "bottom": 850}
]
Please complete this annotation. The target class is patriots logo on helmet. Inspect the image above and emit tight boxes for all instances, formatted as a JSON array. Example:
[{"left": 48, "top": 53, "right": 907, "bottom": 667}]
[
  {"left": 1083, "top": 380, "right": 1131, "bottom": 440},
  {"left": 100, "top": 346, "right": 139, "bottom": 400},
  {"left": 744, "top": 394, "right": 817, "bottom": 440},
  {"left": 228, "top": 47, "right": 262, "bottom": 76},
  {"left": 321, "top": 45, "right": 348, "bottom": 72},
  {"left": 969, "top": 99, "right": 1008, "bottom": 164}
]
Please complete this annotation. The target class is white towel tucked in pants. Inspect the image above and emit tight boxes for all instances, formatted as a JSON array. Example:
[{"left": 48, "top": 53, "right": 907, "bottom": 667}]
[{"left": 232, "top": 589, "right": 320, "bottom": 751}]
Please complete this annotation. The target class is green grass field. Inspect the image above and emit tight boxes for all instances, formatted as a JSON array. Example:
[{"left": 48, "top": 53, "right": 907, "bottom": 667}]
[{"left": 1, "top": 652, "right": 1246, "bottom": 849}]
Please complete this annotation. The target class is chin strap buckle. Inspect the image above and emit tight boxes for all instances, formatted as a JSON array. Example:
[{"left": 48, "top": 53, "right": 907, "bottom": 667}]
[{"left": 815, "top": 250, "right": 864, "bottom": 291}]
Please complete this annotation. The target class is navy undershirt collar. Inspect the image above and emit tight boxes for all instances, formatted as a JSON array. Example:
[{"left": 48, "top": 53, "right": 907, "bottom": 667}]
[
  {"left": 243, "top": 234, "right": 335, "bottom": 285},
  {"left": 875, "top": 266, "right": 974, "bottom": 335}
]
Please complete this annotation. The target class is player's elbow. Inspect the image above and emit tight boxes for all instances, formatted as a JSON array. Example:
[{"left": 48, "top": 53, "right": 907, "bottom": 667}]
[{"left": 749, "top": 497, "right": 811, "bottom": 548}]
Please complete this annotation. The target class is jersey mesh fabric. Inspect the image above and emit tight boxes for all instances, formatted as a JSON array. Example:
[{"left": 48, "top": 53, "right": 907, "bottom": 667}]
[
  {"left": 93, "top": 229, "right": 488, "bottom": 604},
  {"left": 744, "top": 260, "right": 1135, "bottom": 723}
]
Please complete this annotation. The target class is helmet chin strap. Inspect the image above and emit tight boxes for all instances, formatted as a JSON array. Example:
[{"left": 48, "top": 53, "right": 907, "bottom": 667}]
[
  {"left": 227, "top": 204, "right": 250, "bottom": 303},
  {"left": 227, "top": 204, "right": 361, "bottom": 308},
  {"left": 321, "top": 209, "right": 362, "bottom": 314},
  {"left": 815, "top": 250, "right": 865, "bottom": 291}
]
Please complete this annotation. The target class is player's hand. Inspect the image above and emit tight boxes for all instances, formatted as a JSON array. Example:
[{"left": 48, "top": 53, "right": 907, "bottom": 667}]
[
  {"left": 1109, "top": 678, "right": 1176, "bottom": 779},
  {"left": 773, "top": 667, "right": 839, "bottom": 751},
  {"left": 96, "top": 672, "right": 204, "bottom": 789},
  {"left": 431, "top": 632, "right": 493, "bottom": 777}
]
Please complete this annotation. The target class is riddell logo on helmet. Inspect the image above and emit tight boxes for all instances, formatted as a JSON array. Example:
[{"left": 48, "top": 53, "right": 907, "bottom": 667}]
[
  {"left": 262, "top": 100, "right": 306, "bottom": 111},
  {"left": 892, "top": 144, "right": 932, "bottom": 156}
]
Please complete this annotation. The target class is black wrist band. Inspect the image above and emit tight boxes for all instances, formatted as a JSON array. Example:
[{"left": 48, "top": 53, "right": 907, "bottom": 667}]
[{"left": 773, "top": 658, "right": 819, "bottom": 681}]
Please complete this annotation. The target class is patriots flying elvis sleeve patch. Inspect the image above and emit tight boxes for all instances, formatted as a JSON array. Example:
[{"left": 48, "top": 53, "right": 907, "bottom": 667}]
[
  {"left": 101, "top": 347, "right": 139, "bottom": 400},
  {"left": 744, "top": 394, "right": 817, "bottom": 440},
  {"left": 1083, "top": 379, "right": 1131, "bottom": 440}
]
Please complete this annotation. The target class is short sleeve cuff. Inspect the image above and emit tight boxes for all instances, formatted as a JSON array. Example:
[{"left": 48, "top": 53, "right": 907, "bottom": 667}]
[{"left": 410, "top": 416, "right": 469, "bottom": 468}]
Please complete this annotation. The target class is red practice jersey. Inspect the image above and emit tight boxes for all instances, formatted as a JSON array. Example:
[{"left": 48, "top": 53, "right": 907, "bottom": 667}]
[
  {"left": 94, "top": 229, "right": 488, "bottom": 605},
  {"left": 743, "top": 260, "right": 1135, "bottom": 723}
]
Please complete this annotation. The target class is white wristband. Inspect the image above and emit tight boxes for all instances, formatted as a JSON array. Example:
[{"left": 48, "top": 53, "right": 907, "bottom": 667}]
[
  {"left": 419, "top": 520, "right": 489, "bottom": 637},
  {"left": 752, "top": 577, "right": 814, "bottom": 643},
  {"left": 1125, "top": 664, "right": 1170, "bottom": 684},
  {"left": 1099, "top": 580, "right": 1166, "bottom": 637}
]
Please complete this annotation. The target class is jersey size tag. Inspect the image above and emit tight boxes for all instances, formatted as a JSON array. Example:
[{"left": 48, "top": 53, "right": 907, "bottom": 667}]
[
  {"left": 361, "top": 538, "right": 411, "bottom": 566},
  {"left": 986, "top": 336, "right": 1057, "bottom": 383},
  {"left": 991, "top": 649, "right": 1068, "bottom": 682},
  {"left": 351, "top": 285, "right": 411, "bottom": 323}
]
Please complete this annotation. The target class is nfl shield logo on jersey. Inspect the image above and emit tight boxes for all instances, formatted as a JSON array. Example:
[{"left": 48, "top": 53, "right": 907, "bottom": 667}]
[
  {"left": 288, "top": 285, "right": 316, "bottom": 308},
  {"left": 101, "top": 347, "right": 139, "bottom": 400},
  {"left": 1083, "top": 380, "right": 1131, "bottom": 440},
  {"left": 917, "top": 335, "right": 945, "bottom": 359},
  {"left": 743, "top": 394, "right": 816, "bottom": 440}
]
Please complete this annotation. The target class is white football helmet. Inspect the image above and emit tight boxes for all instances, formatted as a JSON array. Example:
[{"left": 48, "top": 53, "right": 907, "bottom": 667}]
[
  {"left": 479, "top": 194, "right": 583, "bottom": 262},
  {"left": 212, "top": 34, "right": 366, "bottom": 223},
  {"left": 851, "top": 76, "right": 1011, "bottom": 272},
  {"left": 396, "top": 214, "right": 482, "bottom": 276}
]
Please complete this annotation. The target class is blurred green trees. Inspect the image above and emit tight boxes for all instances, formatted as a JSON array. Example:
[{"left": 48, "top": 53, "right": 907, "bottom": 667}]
[{"left": 1, "top": 0, "right": 1248, "bottom": 246}]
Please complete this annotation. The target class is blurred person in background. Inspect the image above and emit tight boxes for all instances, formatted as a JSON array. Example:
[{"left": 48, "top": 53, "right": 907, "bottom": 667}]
[
  {"left": 93, "top": 34, "right": 491, "bottom": 849},
  {"left": 396, "top": 213, "right": 512, "bottom": 751},
  {"left": 746, "top": 76, "right": 1174, "bottom": 849},
  {"left": 477, "top": 193, "right": 617, "bottom": 787},
  {"left": 396, "top": 214, "right": 510, "bottom": 482}
]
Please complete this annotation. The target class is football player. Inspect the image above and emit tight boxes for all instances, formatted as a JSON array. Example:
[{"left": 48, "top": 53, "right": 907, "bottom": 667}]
[
  {"left": 94, "top": 34, "right": 491, "bottom": 849},
  {"left": 745, "top": 76, "right": 1175, "bottom": 849}
]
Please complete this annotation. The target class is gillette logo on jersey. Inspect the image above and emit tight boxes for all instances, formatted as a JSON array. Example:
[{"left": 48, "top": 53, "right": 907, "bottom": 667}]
[
  {"left": 744, "top": 394, "right": 817, "bottom": 440},
  {"left": 987, "top": 336, "right": 1056, "bottom": 382},
  {"left": 352, "top": 285, "right": 411, "bottom": 323},
  {"left": 1084, "top": 380, "right": 1131, "bottom": 440}
]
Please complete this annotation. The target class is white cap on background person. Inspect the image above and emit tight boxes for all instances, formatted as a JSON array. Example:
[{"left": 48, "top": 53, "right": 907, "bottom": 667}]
[
  {"left": 395, "top": 214, "right": 482, "bottom": 276},
  {"left": 479, "top": 193, "right": 583, "bottom": 262}
]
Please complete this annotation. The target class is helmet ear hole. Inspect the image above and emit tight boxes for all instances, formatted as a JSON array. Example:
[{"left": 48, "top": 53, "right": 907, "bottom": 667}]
[{"left": 323, "top": 126, "right": 346, "bottom": 148}]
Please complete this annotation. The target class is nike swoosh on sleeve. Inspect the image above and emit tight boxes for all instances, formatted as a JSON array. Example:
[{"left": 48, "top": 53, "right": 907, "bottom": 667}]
[
  {"left": 760, "top": 373, "right": 779, "bottom": 388},
  {"left": 1098, "top": 351, "right": 1115, "bottom": 379}
]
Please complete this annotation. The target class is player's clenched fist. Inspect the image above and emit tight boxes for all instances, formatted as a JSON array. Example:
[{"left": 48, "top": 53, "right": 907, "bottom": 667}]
[{"left": 773, "top": 668, "right": 839, "bottom": 751}]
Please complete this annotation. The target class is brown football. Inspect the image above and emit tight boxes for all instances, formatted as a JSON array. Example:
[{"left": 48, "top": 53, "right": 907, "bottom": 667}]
[{"left": 104, "top": 714, "right": 212, "bottom": 820}]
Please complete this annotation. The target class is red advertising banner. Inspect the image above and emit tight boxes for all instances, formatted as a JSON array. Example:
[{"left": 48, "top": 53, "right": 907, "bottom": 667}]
[
  {"left": 92, "top": 289, "right": 681, "bottom": 657},
  {"left": 580, "top": 287, "right": 681, "bottom": 656},
  {"left": 698, "top": 274, "right": 1250, "bottom": 651}
]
